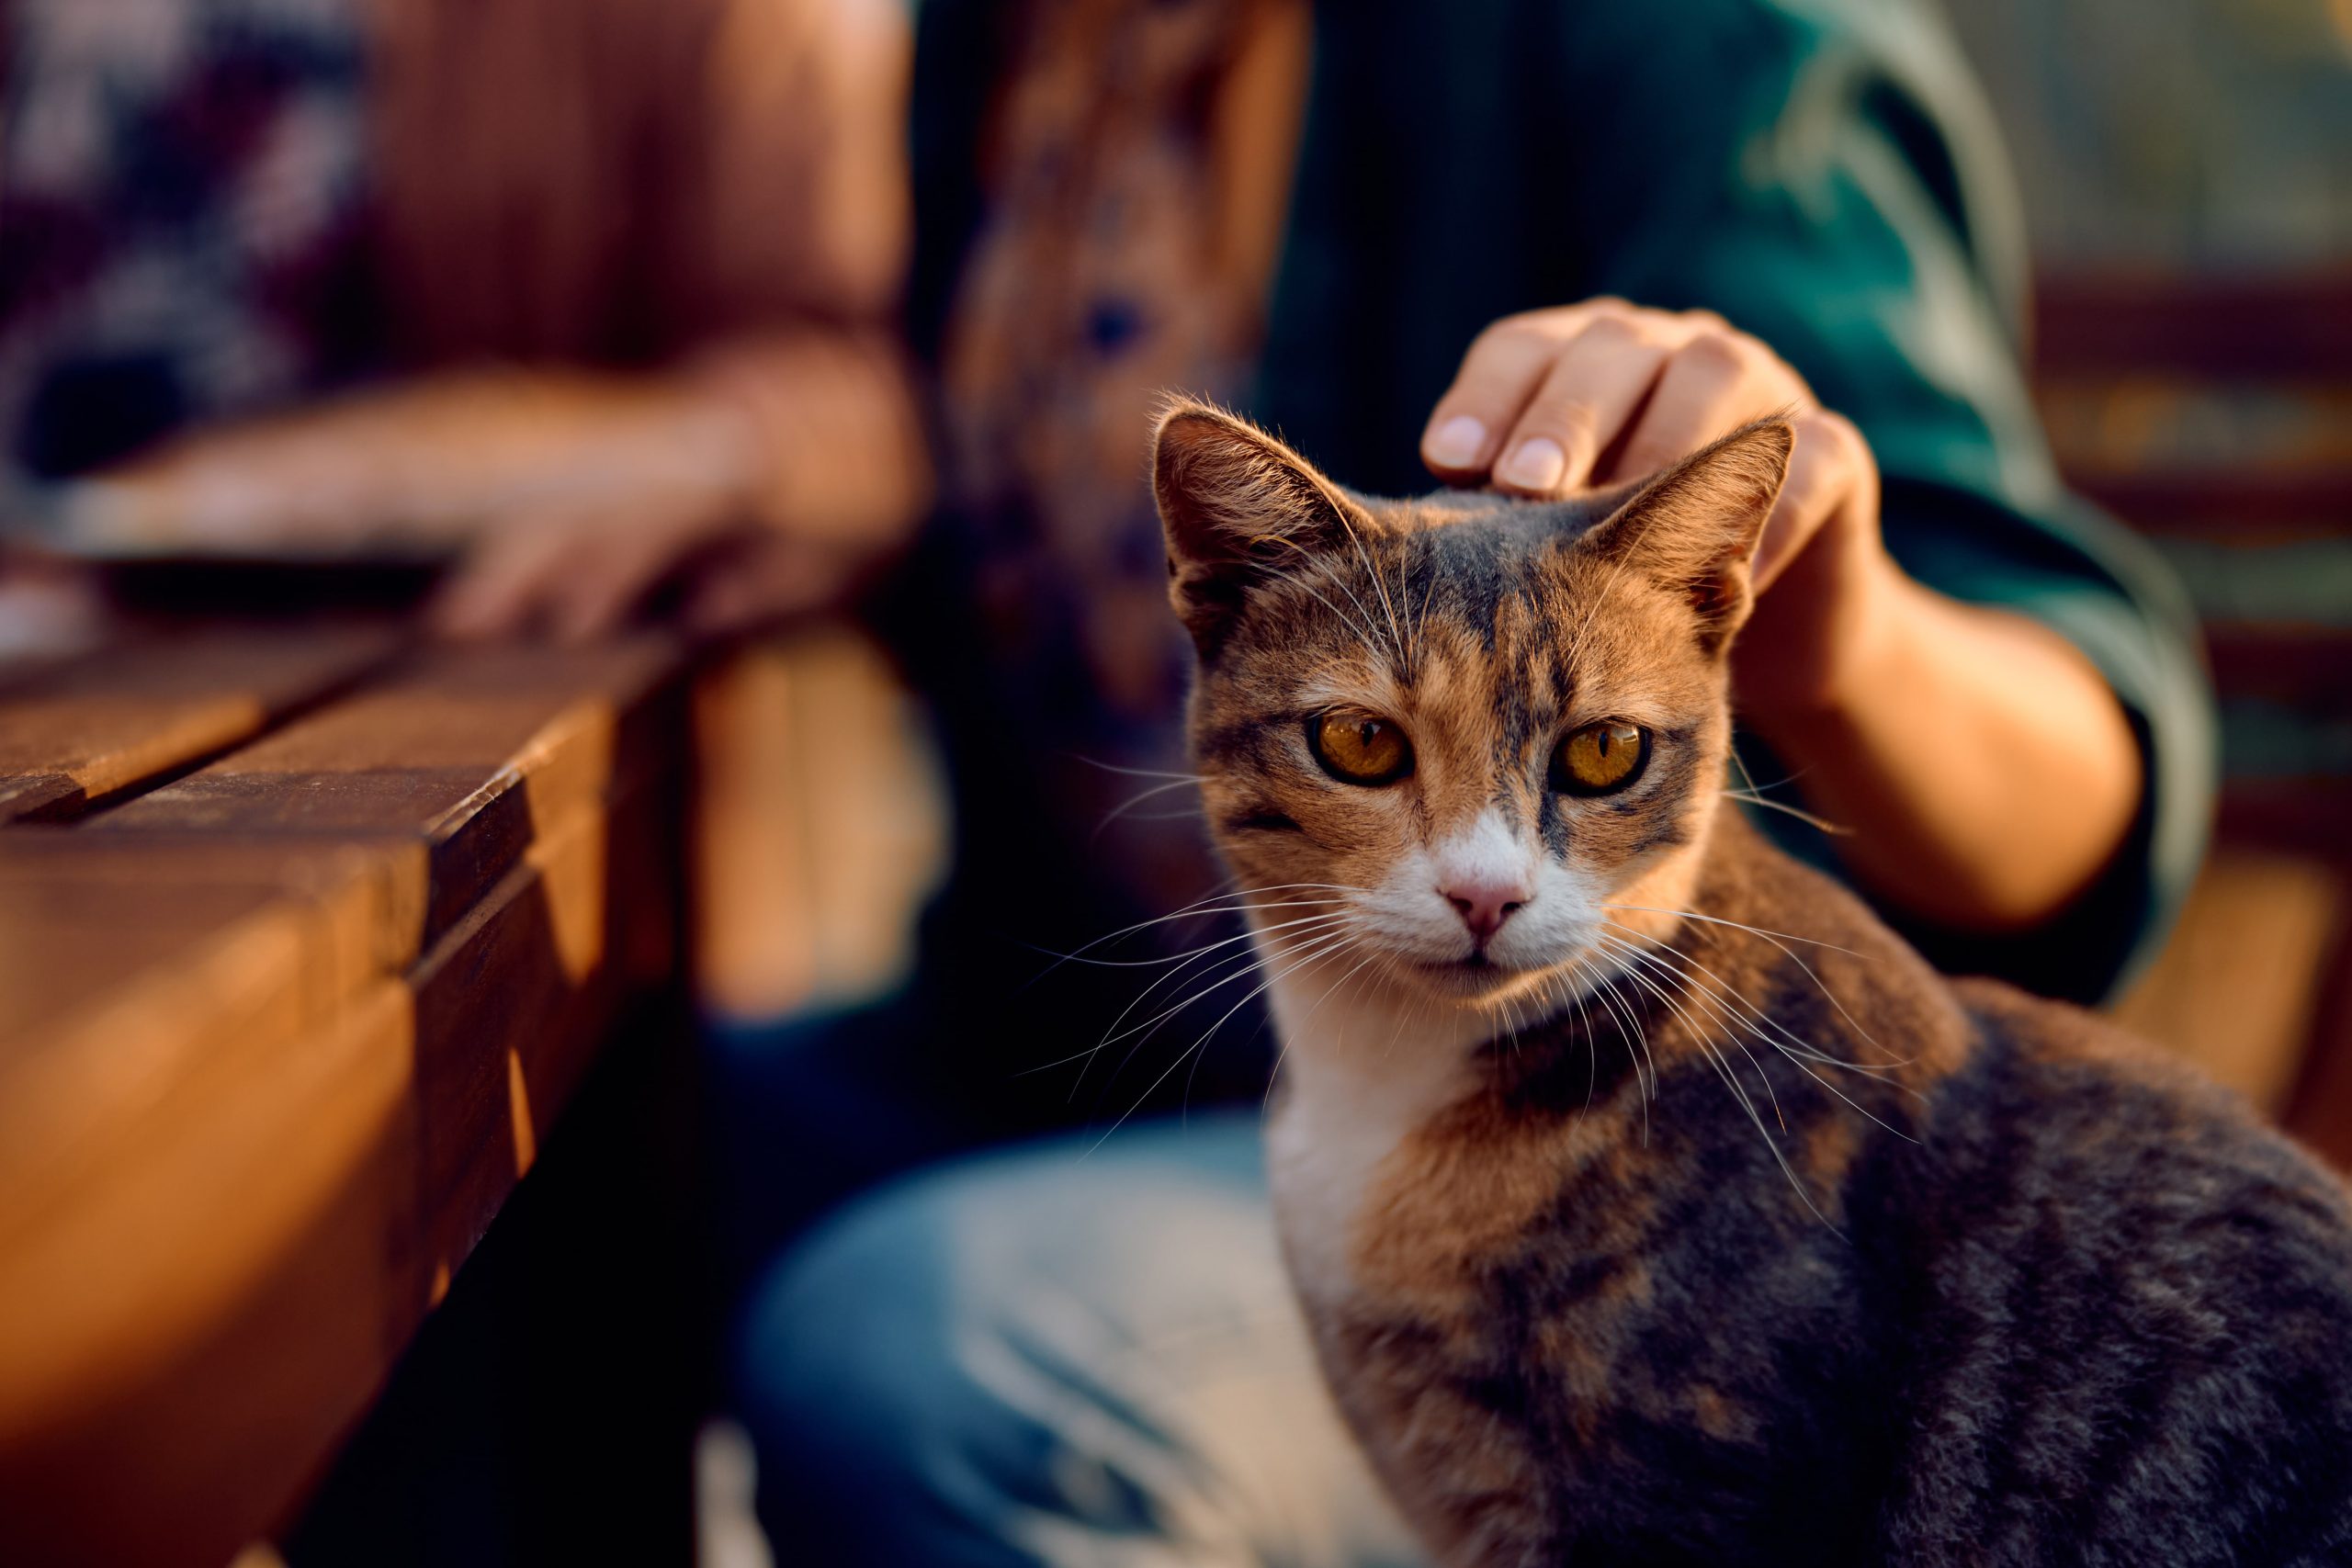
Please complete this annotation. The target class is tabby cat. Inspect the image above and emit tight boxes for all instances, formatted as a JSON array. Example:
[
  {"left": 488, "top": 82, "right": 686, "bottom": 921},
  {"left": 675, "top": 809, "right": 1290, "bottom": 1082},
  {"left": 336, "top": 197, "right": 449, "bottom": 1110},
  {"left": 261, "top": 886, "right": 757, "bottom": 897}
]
[{"left": 1149, "top": 397, "right": 2352, "bottom": 1566}]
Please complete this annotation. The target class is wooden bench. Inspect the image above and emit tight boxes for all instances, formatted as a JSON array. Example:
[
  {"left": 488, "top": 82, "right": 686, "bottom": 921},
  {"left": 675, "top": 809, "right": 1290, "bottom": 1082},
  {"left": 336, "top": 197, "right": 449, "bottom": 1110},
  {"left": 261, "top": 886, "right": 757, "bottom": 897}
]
[
  {"left": 0, "top": 629, "right": 695, "bottom": 1567},
  {"left": 2033, "top": 271, "right": 2352, "bottom": 1156}
]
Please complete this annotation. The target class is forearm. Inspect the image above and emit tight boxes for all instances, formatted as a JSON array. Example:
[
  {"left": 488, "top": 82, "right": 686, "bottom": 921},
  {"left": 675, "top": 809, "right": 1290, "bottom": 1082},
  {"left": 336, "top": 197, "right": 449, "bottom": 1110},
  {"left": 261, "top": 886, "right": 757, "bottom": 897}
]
[
  {"left": 77, "top": 330, "right": 930, "bottom": 566},
  {"left": 1752, "top": 564, "right": 2143, "bottom": 933}
]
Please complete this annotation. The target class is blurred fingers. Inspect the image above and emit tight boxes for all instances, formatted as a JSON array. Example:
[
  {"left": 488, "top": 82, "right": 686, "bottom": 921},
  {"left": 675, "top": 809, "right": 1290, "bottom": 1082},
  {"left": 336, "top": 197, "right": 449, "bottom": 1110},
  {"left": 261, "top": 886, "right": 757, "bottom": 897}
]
[
  {"left": 429, "top": 516, "right": 582, "bottom": 639},
  {"left": 681, "top": 537, "right": 842, "bottom": 637},
  {"left": 541, "top": 501, "right": 716, "bottom": 641},
  {"left": 430, "top": 490, "right": 746, "bottom": 641}
]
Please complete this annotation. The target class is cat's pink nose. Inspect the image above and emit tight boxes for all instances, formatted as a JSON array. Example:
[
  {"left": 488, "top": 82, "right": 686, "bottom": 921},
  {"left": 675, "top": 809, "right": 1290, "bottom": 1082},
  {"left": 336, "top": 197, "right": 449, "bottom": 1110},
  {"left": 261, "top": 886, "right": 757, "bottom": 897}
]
[{"left": 1442, "top": 881, "right": 1529, "bottom": 946}]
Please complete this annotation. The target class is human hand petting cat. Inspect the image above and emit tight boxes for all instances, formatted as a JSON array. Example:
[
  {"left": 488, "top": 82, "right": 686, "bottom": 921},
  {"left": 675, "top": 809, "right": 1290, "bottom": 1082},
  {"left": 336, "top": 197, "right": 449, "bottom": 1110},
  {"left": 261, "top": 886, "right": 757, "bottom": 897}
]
[
  {"left": 1419, "top": 299, "right": 1883, "bottom": 725},
  {"left": 1419, "top": 298, "right": 2143, "bottom": 934}
]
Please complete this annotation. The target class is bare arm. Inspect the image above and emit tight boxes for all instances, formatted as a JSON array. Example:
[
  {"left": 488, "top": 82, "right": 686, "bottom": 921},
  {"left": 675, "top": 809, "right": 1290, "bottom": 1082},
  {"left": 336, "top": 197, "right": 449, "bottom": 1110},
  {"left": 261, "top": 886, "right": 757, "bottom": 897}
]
[
  {"left": 1743, "top": 537, "right": 2143, "bottom": 932},
  {"left": 76, "top": 0, "right": 927, "bottom": 639}
]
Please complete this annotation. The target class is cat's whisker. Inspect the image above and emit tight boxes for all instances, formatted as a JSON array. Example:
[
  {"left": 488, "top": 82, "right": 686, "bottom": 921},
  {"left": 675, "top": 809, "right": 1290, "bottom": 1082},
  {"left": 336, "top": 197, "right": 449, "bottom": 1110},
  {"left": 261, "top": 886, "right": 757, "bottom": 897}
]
[
  {"left": 1720, "top": 788, "right": 1849, "bottom": 836},
  {"left": 1023, "top": 899, "right": 1354, "bottom": 974},
  {"left": 1030, "top": 883, "right": 1370, "bottom": 981},
  {"left": 1085, "top": 923, "right": 1363, "bottom": 1157},
  {"left": 1064, "top": 755, "right": 1203, "bottom": 784},
  {"left": 1599, "top": 931, "right": 1790, "bottom": 1093},
  {"left": 1033, "top": 908, "right": 1352, "bottom": 978},
  {"left": 1577, "top": 961, "right": 1659, "bottom": 1125},
  {"left": 1727, "top": 745, "right": 1810, "bottom": 801},
  {"left": 1521, "top": 960, "right": 1601, "bottom": 1116},
  {"left": 1594, "top": 936, "right": 1839, "bottom": 1225},
  {"left": 1410, "top": 533, "right": 1439, "bottom": 664},
  {"left": 1686, "top": 1029, "right": 1843, "bottom": 1235},
  {"left": 1035, "top": 917, "right": 1359, "bottom": 1099},
  {"left": 1606, "top": 904, "right": 1903, "bottom": 1067},
  {"left": 1093, "top": 774, "right": 1204, "bottom": 834},
  {"left": 1396, "top": 531, "right": 1421, "bottom": 672},
  {"left": 1321, "top": 504, "right": 1408, "bottom": 667},
  {"left": 1600, "top": 931, "right": 1813, "bottom": 1104},
  {"left": 1600, "top": 904, "right": 1866, "bottom": 957},
  {"left": 1600, "top": 926, "right": 1924, "bottom": 1145},
  {"left": 1084, "top": 925, "right": 1361, "bottom": 1116},
  {"left": 1270, "top": 534, "right": 1386, "bottom": 641},
  {"left": 1621, "top": 930, "right": 1919, "bottom": 1085},
  {"left": 1600, "top": 935, "right": 1789, "bottom": 1134},
  {"left": 1081, "top": 913, "right": 1356, "bottom": 1055},
  {"left": 1565, "top": 960, "right": 1607, "bottom": 1116},
  {"left": 1350, "top": 522, "right": 1412, "bottom": 671}
]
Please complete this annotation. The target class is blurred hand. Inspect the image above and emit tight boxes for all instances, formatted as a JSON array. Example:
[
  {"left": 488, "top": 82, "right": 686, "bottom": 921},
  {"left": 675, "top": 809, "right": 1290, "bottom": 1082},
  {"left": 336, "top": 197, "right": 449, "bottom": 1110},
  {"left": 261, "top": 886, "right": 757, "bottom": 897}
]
[
  {"left": 1419, "top": 299, "right": 1892, "bottom": 721},
  {"left": 428, "top": 488, "right": 855, "bottom": 642},
  {"left": 0, "top": 550, "right": 107, "bottom": 664},
  {"left": 75, "top": 366, "right": 907, "bottom": 643}
]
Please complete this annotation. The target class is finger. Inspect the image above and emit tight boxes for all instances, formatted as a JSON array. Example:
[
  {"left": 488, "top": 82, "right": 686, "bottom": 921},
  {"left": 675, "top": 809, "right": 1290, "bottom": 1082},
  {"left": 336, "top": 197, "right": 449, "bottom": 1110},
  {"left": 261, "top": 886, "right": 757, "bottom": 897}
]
[
  {"left": 1490, "top": 315, "right": 1673, "bottom": 495},
  {"left": 681, "top": 538, "right": 838, "bottom": 637},
  {"left": 1419, "top": 309, "right": 1596, "bottom": 479},
  {"left": 429, "top": 517, "right": 579, "bottom": 639},
  {"left": 1752, "top": 409, "right": 1870, "bottom": 593},
  {"left": 1601, "top": 330, "right": 1787, "bottom": 486},
  {"left": 544, "top": 503, "right": 709, "bottom": 642}
]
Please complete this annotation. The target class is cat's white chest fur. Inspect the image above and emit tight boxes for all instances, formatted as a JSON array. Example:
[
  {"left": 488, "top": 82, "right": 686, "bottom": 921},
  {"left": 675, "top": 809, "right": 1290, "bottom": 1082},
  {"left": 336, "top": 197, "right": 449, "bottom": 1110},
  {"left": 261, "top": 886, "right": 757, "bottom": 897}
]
[{"left": 1262, "top": 966, "right": 1487, "bottom": 1308}]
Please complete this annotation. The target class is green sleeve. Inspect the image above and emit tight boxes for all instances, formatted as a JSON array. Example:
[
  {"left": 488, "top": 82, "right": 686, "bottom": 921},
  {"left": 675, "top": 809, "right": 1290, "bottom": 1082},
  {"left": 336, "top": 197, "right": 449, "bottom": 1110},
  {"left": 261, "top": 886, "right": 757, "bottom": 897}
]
[{"left": 1544, "top": 0, "right": 2216, "bottom": 1001}]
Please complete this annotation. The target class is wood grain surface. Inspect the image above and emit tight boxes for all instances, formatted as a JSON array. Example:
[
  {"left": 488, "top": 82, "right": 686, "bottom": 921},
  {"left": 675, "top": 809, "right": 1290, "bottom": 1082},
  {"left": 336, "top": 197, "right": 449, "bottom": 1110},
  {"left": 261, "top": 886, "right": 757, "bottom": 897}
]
[
  {"left": 0, "top": 630, "right": 401, "bottom": 825},
  {"left": 0, "top": 631, "right": 690, "bottom": 1568}
]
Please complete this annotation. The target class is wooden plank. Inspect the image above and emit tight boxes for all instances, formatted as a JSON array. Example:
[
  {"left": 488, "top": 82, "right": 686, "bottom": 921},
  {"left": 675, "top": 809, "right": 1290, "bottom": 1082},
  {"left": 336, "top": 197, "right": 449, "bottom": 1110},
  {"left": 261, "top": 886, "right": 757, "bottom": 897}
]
[
  {"left": 2112, "top": 848, "right": 2347, "bottom": 1114},
  {"left": 2287, "top": 917, "right": 2352, "bottom": 1173},
  {"left": 0, "top": 640, "right": 691, "bottom": 1566},
  {"left": 0, "top": 775, "right": 680, "bottom": 1568},
  {"left": 89, "top": 639, "right": 684, "bottom": 948},
  {"left": 2062, "top": 470, "right": 2352, "bottom": 535},
  {"left": 0, "top": 837, "right": 409, "bottom": 1254},
  {"left": 2034, "top": 270, "right": 2352, "bottom": 382},
  {"left": 0, "top": 984, "right": 420, "bottom": 1568},
  {"left": 2204, "top": 624, "right": 2352, "bottom": 703},
  {"left": 412, "top": 776, "right": 678, "bottom": 1289},
  {"left": 0, "top": 629, "right": 400, "bottom": 824},
  {"left": 0, "top": 642, "right": 683, "bottom": 1224},
  {"left": 692, "top": 630, "right": 944, "bottom": 1022}
]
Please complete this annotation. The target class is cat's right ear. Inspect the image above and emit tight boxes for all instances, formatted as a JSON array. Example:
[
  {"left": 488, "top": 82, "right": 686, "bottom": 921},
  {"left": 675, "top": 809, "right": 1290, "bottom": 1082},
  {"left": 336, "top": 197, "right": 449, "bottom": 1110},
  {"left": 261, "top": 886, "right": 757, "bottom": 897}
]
[
  {"left": 1577, "top": 416, "right": 1794, "bottom": 655},
  {"left": 1152, "top": 397, "right": 1362, "bottom": 658}
]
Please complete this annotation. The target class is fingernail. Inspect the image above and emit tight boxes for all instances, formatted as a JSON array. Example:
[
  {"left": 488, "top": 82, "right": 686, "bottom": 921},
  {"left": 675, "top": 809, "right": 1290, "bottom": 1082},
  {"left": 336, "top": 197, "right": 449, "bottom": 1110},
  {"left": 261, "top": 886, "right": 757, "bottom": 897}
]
[
  {"left": 1424, "top": 415, "right": 1487, "bottom": 469},
  {"left": 1498, "top": 437, "right": 1566, "bottom": 491}
]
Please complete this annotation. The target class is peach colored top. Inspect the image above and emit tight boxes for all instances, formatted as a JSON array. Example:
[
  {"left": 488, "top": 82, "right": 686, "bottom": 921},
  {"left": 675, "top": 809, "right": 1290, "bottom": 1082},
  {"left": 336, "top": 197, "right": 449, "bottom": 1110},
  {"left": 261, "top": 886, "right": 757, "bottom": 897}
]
[{"left": 363, "top": 0, "right": 918, "bottom": 529}]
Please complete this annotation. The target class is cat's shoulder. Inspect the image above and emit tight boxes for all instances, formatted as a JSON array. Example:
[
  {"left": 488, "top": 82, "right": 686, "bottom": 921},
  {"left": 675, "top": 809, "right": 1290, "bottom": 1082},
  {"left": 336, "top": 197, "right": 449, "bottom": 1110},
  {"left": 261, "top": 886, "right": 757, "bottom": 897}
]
[{"left": 1937, "top": 972, "right": 2352, "bottom": 1251}]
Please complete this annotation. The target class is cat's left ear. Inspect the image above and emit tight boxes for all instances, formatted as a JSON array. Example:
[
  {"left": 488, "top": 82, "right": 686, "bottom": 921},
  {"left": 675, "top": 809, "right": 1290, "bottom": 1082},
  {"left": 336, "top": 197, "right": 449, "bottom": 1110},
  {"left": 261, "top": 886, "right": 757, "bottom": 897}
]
[
  {"left": 1151, "top": 397, "right": 1368, "bottom": 658},
  {"left": 1578, "top": 416, "right": 1794, "bottom": 652}
]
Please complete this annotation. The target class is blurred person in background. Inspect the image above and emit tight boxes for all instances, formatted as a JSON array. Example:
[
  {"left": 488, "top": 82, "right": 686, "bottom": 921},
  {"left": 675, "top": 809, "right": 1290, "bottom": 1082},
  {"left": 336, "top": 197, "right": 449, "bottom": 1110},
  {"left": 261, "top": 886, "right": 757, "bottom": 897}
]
[
  {"left": 0, "top": 1, "right": 2220, "bottom": 1562},
  {"left": 720, "top": 0, "right": 2218, "bottom": 1563},
  {"left": 0, "top": 0, "right": 927, "bottom": 645}
]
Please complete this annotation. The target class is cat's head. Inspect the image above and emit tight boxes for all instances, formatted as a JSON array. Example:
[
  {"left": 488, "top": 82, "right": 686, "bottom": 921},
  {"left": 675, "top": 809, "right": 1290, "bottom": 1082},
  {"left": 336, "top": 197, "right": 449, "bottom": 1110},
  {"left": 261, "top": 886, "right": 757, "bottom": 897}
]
[{"left": 1153, "top": 397, "right": 1791, "bottom": 1015}]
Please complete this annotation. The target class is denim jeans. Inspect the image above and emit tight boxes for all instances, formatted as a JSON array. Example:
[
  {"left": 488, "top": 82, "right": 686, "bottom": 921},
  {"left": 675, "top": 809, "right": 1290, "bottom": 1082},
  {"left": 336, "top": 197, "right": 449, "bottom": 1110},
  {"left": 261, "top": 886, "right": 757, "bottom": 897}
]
[{"left": 729, "top": 1114, "right": 1428, "bottom": 1567}]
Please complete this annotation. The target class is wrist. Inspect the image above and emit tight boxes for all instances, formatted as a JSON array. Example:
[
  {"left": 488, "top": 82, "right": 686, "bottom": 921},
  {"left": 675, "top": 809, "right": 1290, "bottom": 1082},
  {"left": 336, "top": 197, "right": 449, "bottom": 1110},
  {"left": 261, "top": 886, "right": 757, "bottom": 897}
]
[{"left": 1739, "top": 544, "right": 1913, "bottom": 744}]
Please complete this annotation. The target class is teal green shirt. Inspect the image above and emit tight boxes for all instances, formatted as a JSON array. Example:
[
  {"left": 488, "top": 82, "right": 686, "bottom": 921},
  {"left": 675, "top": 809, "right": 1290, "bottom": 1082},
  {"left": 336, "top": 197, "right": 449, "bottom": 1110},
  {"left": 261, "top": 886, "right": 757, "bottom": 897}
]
[{"left": 909, "top": 0, "right": 2215, "bottom": 1004}]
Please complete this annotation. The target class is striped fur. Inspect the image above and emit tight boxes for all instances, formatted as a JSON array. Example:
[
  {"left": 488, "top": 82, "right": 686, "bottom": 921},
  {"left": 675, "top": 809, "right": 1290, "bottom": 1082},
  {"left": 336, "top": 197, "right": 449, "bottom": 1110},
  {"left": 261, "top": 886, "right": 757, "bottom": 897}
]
[{"left": 1155, "top": 399, "right": 2352, "bottom": 1566}]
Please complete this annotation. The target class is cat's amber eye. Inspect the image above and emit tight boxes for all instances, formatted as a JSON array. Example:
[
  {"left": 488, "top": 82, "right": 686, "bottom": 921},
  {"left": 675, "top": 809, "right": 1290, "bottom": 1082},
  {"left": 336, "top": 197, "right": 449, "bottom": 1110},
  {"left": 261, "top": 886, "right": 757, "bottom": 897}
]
[
  {"left": 1550, "top": 720, "right": 1648, "bottom": 795},
  {"left": 1307, "top": 712, "right": 1413, "bottom": 786}
]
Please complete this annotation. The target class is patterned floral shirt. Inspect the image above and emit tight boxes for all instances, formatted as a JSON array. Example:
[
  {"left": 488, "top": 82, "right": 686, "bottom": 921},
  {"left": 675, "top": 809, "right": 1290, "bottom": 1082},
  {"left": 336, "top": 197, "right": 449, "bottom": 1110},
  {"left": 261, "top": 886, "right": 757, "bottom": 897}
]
[{"left": 0, "top": 0, "right": 377, "bottom": 483}]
